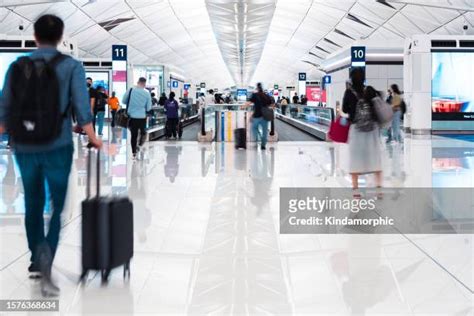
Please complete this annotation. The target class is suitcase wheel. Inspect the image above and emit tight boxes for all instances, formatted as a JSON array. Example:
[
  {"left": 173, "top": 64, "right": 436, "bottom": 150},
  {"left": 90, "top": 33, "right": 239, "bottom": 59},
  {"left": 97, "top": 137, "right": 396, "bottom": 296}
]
[
  {"left": 123, "top": 261, "right": 131, "bottom": 280},
  {"left": 79, "top": 270, "right": 88, "bottom": 284},
  {"left": 101, "top": 269, "right": 111, "bottom": 284}
]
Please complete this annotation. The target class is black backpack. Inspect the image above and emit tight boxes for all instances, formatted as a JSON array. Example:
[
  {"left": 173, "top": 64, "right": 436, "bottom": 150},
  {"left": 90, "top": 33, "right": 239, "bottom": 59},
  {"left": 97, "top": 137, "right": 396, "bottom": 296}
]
[
  {"left": 400, "top": 99, "right": 407, "bottom": 116},
  {"left": 8, "top": 53, "right": 69, "bottom": 144},
  {"left": 94, "top": 92, "right": 107, "bottom": 113}
]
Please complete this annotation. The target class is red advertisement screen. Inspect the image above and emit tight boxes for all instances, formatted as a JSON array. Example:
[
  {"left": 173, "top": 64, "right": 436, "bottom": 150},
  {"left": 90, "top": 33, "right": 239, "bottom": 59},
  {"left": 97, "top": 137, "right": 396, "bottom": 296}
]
[{"left": 306, "top": 86, "right": 321, "bottom": 103}]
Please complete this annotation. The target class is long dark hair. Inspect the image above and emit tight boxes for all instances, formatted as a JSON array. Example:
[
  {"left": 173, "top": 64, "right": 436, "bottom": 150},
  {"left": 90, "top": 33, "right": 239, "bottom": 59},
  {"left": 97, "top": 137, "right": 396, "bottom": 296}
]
[
  {"left": 350, "top": 67, "right": 365, "bottom": 94},
  {"left": 391, "top": 84, "right": 401, "bottom": 95}
]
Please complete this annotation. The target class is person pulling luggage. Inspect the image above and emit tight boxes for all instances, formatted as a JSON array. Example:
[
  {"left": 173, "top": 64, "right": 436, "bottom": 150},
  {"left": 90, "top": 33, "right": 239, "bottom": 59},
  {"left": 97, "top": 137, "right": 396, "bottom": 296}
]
[{"left": 0, "top": 14, "right": 102, "bottom": 296}]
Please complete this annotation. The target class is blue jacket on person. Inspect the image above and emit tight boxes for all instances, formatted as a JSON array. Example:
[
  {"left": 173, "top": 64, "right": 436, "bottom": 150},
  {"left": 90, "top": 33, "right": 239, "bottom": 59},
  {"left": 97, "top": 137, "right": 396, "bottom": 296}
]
[
  {"left": 122, "top": 87, "right": 152, "bottom": 119},
  {"left": 164, "top": 99, "right": 179, "bottom": 119},
  {"left": 0, "top": 47, "right": 93, "bottom": 153}
]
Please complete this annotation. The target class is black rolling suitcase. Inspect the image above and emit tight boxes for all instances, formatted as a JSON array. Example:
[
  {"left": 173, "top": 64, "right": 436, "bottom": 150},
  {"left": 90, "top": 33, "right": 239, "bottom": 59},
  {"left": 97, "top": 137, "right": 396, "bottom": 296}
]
[
  {"left": 80, "top": 148, "right": 134, "bottom": 283},
  {"left": 234, "top": 128, "right": 246, "bottom": 149}
]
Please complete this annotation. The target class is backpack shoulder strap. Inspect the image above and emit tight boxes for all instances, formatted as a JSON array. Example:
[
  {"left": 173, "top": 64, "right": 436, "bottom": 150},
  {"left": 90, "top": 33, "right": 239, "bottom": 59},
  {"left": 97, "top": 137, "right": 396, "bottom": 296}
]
[
  {"left": 126, "top": 88, "right": 133, "bottom": 113},
  {"left": 48, "top": 53, "right": 68, "bottom": 67}
]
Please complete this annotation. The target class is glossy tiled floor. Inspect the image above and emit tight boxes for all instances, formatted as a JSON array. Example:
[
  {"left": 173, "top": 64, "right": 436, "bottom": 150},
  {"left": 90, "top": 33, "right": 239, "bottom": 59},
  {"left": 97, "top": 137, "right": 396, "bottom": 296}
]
[{"left": 0, "top": 127, "right": 473, "bottom": 315}]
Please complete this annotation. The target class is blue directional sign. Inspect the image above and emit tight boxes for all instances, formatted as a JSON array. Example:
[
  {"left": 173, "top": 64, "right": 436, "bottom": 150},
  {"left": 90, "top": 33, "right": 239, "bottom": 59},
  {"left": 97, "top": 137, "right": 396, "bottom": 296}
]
[
  {"left": 298, "top": 72, "right": 306, "bottom": 81},
  {"left": 184, "top": 83, "right": 191, "bottom": 90},
  {"left": 172, "top": 80, "right": 179, "bottom": 88}
]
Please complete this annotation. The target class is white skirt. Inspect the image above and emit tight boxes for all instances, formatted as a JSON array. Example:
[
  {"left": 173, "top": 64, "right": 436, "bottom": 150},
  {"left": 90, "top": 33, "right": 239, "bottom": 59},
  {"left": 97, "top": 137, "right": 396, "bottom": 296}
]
[{"left": 348, "top": 124, "right": 382, "bottom": 174}]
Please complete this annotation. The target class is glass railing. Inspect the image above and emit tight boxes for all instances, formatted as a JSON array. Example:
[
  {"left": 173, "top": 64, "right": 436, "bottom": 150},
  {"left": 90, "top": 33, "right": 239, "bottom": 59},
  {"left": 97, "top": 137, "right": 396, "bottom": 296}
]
[
  {"left": 147, "top": 103, "right": 200, "bottom": 131},
  {"left": 277, "top": 104, "right": 334, "bottom": 129}
]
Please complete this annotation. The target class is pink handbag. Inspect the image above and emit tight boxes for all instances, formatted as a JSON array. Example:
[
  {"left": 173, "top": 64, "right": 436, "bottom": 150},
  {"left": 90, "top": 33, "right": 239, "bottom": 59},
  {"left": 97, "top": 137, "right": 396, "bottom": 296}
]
[{"left": 329, "top": 116, "right": 350, "bottom": 143}]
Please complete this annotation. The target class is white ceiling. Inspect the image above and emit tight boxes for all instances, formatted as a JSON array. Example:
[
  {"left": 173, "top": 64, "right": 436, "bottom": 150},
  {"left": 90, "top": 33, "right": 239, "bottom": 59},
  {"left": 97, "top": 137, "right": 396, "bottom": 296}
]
[
  {"left": 252, "top": 0, "right": 474, "bottom": 88},
  {"left": 206, "top": 0, "right": 276, "bottom": 86},
  {"left": 0, "top": 0, "right": 472, "bottom": 89},
  {"left": 0, "top": 0, "right": 234, "bottom": 89}
]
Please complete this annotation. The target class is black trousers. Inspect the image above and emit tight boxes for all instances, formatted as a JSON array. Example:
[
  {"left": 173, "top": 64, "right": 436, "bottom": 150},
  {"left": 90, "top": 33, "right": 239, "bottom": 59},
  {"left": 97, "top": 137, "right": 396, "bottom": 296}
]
[
  {"left": 166, "top": 118, "right": 179, "bottom": 138},
  {"left": 111, "top": 110, "right": 117, "bottom": 128},
  {"left": 129, "top": 118, "right": 146, "bottom": 154}
]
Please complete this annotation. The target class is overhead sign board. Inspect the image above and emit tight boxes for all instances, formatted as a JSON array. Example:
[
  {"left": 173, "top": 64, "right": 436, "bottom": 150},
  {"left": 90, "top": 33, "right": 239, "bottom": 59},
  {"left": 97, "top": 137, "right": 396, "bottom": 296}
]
[
  {"left": 111, "top": 45, "right": 127, "bottom": 105},
  {"left": 351, "top": 46, "right": 366, "bottom": 67},
  {"left": 172, "top": 80, "right": 179, "bottom": 88},
  {"left": 298, "top": 72, "right": 306, "bottom": 81},
  {"left": 323, "top": 75, "right": 331, "bottom": 84},
  {"left": 184, "top": 83, "right": 191, "bottom": 90},
  {"left": 112, "top": 45, "right": 127, "bottom": 61},
  {"left": 274, "top": 84, "right": 279, "bottom": 90},
  {"left": 200, "top": 82, "right": 206, "bottom": 88}
]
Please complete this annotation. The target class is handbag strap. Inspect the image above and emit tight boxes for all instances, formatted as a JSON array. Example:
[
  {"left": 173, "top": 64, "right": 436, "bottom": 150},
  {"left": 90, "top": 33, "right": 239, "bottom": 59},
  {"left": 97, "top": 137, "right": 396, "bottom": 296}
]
[{"left": 125, "top": 88, "right": 133, "bottom": 114}]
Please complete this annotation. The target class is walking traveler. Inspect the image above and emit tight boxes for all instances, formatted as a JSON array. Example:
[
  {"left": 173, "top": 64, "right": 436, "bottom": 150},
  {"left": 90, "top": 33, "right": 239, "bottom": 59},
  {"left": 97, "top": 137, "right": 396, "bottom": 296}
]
[
  {"left": 158, "top": 92, "right": 167, "bottom": 106},
  {"left": 389, "top": 84, "right": 403, "bottom": 143},
  {"left": 164, "top": 91, "right": 180, "bottom": 139},
  {"left": 292, "top": 93, "right": 299, "bottom": 104},
  {"left": 385, "top": 89, "right": 393, "bottom": 143},
  {"left": 0, "top": 14, "right": 102, "bottom": 296},
  {"left": 206, "top": 89, "right": 215, "bottom": 106},
  {"left": 122, "top": 77, "right": 152, "bottom": 159},
  {"left": 281, "top": 96, "right": 288, "bottom": 115},
  {"left": 94, "top": 86, "right": 107, "bottom": 136},
  {"left": 342, "top": 68, "right": 382, "bottom": 195},
  {"left": 246, "top": 83, "right": 273, "bottom": 150},
  {"left": 301, "top": 94, "right": 308, "bottom": 105},
  {"left": 108, "top": 91, "right": 120, "bottom": 128},
  {"left": 86, "top": 77, "right": 96, "bottom": 114},
  {"left": 151, "top": 92, "right": 158, "bottom": 106}
]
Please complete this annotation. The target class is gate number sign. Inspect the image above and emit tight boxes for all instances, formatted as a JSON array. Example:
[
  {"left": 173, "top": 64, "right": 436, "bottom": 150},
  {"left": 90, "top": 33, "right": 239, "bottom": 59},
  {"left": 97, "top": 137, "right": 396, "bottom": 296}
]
[
  {"left": 112, "top": 45, "right": 127, "bottom": 61},
  {"left": 351, "top": 46, "right": 366, "bottom": 67}
]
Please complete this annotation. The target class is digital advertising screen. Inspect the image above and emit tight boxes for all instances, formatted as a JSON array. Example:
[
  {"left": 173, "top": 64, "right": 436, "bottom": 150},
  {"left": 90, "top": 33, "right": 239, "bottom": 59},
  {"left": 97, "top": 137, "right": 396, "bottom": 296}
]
[
  {"left": 0, "top": 52, "right": 30, "bottom": 93},
  {"left": 306, "top": 85, "right": 326, "bottom": 105},
  {"left": 237, "top": 89, "right": 247, "bottom": 101},
  {"left": 432, "top": 51, "right": 474, "bottom": 120}
]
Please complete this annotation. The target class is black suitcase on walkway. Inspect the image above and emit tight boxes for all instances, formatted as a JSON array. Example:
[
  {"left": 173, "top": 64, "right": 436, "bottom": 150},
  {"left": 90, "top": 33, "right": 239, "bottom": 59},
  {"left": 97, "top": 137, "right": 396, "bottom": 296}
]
[
  {"left": 234, "top": 128, "right": 246, "bottom": 149},
  {"left": 80, "top": 148, "right": 134, "bottom": 283}
]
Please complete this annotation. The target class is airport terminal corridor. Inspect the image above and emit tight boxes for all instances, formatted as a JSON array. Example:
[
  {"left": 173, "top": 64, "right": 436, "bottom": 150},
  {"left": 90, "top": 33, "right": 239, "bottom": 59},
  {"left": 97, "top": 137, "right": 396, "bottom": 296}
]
[{"left": 0, "top": 0, "right": 473, "bottom": 315}]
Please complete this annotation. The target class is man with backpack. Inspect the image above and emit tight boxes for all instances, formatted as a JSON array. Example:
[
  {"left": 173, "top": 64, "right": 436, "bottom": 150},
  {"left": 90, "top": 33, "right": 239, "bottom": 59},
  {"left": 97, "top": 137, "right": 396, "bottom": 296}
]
[{"left": 0, "top": 14, "right": 102, "bottom": 296}]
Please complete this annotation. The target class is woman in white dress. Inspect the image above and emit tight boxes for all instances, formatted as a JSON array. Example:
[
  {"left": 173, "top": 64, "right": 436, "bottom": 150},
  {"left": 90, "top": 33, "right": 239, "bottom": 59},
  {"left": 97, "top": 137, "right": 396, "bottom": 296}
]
[{"left": 342, "top": 68, "right": 382, "bottom": 195}]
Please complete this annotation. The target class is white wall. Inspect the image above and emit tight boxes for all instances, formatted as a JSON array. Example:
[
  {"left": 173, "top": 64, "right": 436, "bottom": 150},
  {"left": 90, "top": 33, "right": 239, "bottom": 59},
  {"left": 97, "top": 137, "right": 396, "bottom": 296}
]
[{"left": 326, "top": 64, "right": 403, "bottom": 111}]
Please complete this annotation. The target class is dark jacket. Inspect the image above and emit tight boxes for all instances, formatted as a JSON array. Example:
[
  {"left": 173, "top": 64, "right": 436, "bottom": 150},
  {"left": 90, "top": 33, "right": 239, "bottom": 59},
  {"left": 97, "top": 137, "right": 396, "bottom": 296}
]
[
  {"left": 164, "top": 99, "right": 179, "bottom": 118},
  {"left": 342, "top": 88, "right": 360, "bottom": 122}
]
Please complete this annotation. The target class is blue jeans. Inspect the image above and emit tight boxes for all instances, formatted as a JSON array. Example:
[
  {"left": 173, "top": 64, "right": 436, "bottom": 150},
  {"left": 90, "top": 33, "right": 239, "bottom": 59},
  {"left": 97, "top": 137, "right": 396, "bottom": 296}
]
[
  {"left": 252, "top": 117, "right": 269, "bottom": 147},
  {"left": 95, "top": 111, "right": 105, "bottom": 135},
  {"left": 392, "top": 110, "right": 402, "bottom": 142},
  {"left": 15, "top": 145, "right": 74, "bottom": 262}
]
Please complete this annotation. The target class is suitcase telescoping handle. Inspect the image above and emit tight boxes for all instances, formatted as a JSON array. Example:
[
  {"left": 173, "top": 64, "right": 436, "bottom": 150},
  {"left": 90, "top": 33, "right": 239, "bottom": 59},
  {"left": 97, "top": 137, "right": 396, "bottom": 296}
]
[{"left": 86, "top": 145, "right": 101, "bottom": 199}]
